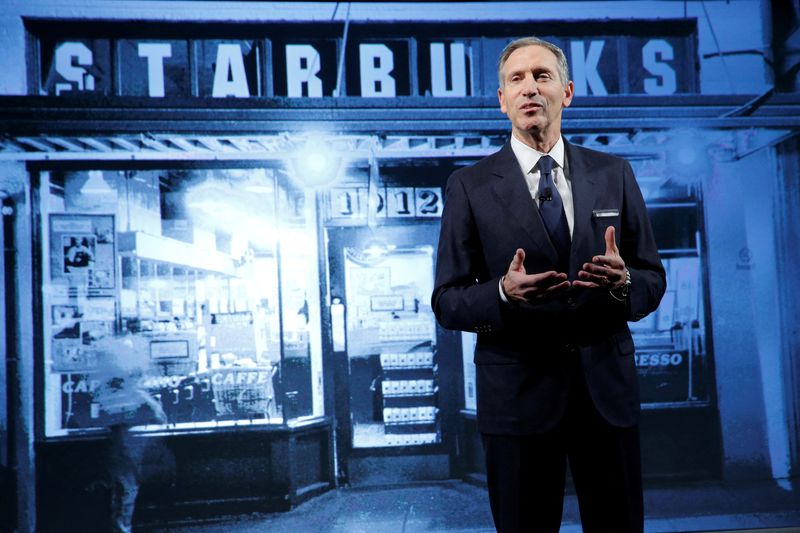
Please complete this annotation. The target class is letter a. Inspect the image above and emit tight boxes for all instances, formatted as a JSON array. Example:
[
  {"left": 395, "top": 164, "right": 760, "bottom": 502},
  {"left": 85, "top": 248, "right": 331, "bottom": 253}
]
[{"left": 213, "top": 43, "right": 250, "bottom": 98}]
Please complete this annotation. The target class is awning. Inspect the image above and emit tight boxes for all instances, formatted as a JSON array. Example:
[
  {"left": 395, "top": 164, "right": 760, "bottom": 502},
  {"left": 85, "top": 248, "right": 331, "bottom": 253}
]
[{"left": 1, "top": 94, "right": 798, "bottom": 162}]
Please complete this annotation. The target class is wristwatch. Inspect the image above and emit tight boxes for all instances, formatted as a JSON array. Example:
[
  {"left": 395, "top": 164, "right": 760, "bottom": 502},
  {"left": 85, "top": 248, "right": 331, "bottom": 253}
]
[{"left": 609, "top": 268, "right": 631, "bottom": 301}]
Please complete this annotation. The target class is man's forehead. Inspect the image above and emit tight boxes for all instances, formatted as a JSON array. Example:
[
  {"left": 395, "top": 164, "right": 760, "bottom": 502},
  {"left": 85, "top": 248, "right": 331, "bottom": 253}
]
[{"left": 504, "top": 45, "right": 558, "bottom": 68}]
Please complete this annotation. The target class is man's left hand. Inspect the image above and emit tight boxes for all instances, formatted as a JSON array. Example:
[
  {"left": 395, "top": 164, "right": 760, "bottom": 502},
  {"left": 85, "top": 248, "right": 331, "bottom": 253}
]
[{"left": 573, "top": 226, "right": 627, "bottom": 290}]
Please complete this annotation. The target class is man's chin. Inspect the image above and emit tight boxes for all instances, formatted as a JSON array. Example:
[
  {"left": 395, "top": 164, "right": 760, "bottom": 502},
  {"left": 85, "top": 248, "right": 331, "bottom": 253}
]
[{"left": 516, "top": 121, "right": 544, "bottom": 133}]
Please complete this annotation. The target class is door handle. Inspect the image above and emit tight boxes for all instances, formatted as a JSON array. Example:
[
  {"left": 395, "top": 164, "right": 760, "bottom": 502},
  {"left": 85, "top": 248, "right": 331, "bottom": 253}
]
[{"left": 331, "top": 296, "right": 346, "bottom": 352}]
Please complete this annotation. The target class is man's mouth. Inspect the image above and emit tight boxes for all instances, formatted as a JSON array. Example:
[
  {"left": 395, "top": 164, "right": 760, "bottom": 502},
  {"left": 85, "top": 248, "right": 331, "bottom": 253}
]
[{"left": 520, "top": 102, "right": 543, "bottom": 111}]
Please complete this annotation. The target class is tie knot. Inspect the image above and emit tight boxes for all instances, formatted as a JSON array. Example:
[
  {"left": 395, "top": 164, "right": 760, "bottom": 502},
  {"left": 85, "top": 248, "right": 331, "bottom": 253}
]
[{"left": 538, "top": 155, "right": 555, "bottom": 175}]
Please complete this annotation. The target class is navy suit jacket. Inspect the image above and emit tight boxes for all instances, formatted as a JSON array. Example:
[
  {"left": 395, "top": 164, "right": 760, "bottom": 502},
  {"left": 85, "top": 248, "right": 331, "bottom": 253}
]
[{"left": 432, "top": 139, "right": 666, "bottom": 434}]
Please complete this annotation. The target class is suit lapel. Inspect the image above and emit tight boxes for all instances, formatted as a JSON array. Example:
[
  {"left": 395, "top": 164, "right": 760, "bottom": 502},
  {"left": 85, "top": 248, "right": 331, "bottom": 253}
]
[
  {"left": 564, "top": 140, "right": 597, "bottom": 273},
  {"left": 490, "top": 142, "right": 558, "bottom": 262}
]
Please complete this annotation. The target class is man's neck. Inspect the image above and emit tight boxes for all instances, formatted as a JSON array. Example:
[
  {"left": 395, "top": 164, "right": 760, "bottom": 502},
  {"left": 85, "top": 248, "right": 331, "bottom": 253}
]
[{"left": 513, "top": 128, "right": 561, "bottom": 154}]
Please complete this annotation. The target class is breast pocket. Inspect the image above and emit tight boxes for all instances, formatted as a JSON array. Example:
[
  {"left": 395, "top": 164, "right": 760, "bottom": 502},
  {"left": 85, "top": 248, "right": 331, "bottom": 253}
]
[
  {"left": 591, "top": 208, "right": 621, "bottom": 240},
  {"left": 592, "top": 209, "right": 619, "bottom": 219}
]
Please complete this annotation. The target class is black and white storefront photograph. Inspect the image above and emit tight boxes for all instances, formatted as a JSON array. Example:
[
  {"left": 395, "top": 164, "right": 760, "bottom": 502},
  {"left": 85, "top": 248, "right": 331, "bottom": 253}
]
[{"left": 1, "top": 1, "right": 799, "bottom": 532}]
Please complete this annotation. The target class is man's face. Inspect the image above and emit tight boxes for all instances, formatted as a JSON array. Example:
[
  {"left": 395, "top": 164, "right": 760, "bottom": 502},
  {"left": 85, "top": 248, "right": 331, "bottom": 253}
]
[{"left": 498, "top": 45, "right": 574, "bottom": 138}]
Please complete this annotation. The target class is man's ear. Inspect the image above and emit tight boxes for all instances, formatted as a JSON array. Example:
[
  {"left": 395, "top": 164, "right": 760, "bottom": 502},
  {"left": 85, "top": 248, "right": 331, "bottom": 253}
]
[
  {"left": 498, "top": 86, "right": 507, "bottom": 114},
  {"left": 562, "top": 80, "right": 575, "bottom": 108}
]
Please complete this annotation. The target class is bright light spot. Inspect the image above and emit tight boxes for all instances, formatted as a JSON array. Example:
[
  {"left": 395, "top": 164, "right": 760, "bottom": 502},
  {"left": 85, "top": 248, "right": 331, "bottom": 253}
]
[
  {"left": 290, "top": 134, "right": 342, "bottom": 189},
  {"left": 666, "top": 130, "right": 711, "bottom": 185},
  {"left": 303, "top": 153, "right": 329, "bottom": 174},
  {"left": 244, "top": 184, "right": 273, "bottom": 194},
  {"left": 361, "top": 242, "right": 396, "bottom": 262},
  {"left": 677, "top": 147, "right": 697, "bottom": 166}
]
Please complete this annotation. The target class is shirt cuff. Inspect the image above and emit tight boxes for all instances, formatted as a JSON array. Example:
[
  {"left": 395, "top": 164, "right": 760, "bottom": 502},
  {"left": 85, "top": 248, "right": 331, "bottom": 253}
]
[{"left": 499, "top": 276, "right": 510, "bottom": 304}]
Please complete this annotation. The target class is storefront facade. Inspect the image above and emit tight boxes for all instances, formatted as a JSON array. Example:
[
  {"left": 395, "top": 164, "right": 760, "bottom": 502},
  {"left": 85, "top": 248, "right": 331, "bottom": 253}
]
[{"left": 1, "top": 1, "right": 799, "bottom": 531}]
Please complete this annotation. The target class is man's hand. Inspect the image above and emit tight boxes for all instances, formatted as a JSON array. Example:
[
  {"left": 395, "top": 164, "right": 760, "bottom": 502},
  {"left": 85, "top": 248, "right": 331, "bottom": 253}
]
[
  {"left": 573, "top": 226, "right": 627, "bottom": 290},
  {"left": 502, "top": 248, "right": 570, "bottom": 303}
]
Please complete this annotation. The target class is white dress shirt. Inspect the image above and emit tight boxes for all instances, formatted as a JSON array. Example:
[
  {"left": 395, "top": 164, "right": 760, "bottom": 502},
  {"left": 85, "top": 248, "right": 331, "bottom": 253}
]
[
  {"left": 509, "top": 134, "right": 574, "bottom": 236},
  {"left": 499, "top": 134, "right": 574, "bottom": 303}
]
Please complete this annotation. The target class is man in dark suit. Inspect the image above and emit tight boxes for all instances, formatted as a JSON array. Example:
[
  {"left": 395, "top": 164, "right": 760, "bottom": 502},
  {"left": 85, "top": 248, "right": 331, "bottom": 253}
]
[{"left": 431, "top": 37, "right": 666, "bottom": 533}]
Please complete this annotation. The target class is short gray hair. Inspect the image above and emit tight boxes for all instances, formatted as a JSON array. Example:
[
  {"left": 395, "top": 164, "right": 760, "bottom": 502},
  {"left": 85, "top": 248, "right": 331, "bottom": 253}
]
[{"left": 497, "top": 37, "right": 570, "bottom": 88}]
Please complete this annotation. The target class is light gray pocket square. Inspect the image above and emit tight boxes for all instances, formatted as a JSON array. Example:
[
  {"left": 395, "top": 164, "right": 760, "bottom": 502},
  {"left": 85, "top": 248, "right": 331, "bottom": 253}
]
[{"left": 592, "top": 209, "right": 619, "bottom": 218}]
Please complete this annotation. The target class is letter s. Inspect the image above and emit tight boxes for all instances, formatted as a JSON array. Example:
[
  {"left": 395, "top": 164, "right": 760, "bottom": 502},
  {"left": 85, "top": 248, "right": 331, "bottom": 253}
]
[
  {"left": 55, "top": 42, "right": 95, "bottom": 94},
  {"left": 643, "top": 40, "right": 677, "bottom": 95}
]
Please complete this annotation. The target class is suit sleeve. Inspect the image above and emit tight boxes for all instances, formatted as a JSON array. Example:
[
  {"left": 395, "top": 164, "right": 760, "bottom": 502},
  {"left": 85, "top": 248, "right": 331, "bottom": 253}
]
[
  {"left": 431, "top": 172, "right": 508, "bottom": 333},
  {"left": 619, "top": 159, "right": 667, "bottom": 321}
]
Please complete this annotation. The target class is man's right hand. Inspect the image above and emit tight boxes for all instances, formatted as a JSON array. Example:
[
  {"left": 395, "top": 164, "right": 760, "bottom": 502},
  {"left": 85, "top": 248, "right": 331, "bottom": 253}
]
[{"left": 502, "top": 249, "right": 570, "bottom": 303}]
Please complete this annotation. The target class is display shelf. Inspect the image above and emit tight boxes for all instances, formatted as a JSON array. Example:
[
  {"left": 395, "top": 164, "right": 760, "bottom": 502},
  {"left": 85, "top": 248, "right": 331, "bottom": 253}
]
[
  {"left": 383, "top": 404, "right": 438, "bottom": 425},
  {"left": 380, "top": 351, "right": 439, "bottom": 435},
  {"left": 384, "top": 420, "right": 438, "bottom": 427},
  {"left": 379, "top": 351, "right": 435, "bottom": 369},
  {"left": 381, "top": 379, "right": 436, "bottom": 396},
  {"left": 383, "top": 433, "right": 438, "bottom": 446},
  {"left": 382, "top": 391, "right": 438, "bottom": 399},
  {"left": 349, "top": 346, "right": 441, "bottom": 448}
]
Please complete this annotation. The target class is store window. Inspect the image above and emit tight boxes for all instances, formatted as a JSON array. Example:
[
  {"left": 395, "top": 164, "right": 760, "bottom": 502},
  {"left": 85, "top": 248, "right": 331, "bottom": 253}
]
[
  {"left": 632, "top": 152, "right": 710, "bottom": 405},
  {"left": 39, "top": 166, "right": 323, "bottom": 437}
]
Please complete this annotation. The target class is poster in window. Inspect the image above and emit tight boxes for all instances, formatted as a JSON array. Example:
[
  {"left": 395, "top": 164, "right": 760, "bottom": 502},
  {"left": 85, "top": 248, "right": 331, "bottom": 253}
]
[
  {"left": 50, "top": 300, "right": 116, "bottom": 373},
  {"left": 49, "top": 214, "right": 116, "bottom": 292},
  {"left": 62, "top": 234, "right": 96, "bottom": 273}
]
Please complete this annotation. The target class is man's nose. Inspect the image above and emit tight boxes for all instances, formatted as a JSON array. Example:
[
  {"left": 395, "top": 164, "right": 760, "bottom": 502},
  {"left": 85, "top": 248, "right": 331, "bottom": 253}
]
[{"left": 521, "top": 75, "right": 538, "bottom": 96}]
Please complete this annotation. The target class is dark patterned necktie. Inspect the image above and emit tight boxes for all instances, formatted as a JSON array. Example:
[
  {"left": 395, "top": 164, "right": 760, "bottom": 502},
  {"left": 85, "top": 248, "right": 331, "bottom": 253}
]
[{"left": 536, "top": 155, "right": 571, "bottom": 271}]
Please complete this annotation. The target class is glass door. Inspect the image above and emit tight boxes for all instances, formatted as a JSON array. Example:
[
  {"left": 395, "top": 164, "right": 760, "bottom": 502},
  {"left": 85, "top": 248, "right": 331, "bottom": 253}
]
[{"left": 327, "top": 225, "right": 439, "bottom": 450}]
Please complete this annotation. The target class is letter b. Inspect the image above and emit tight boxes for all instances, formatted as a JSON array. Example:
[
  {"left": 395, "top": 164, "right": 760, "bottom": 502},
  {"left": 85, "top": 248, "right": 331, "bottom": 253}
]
[{"left": 359, "top": 44, "right": 396, "bottom": 97}]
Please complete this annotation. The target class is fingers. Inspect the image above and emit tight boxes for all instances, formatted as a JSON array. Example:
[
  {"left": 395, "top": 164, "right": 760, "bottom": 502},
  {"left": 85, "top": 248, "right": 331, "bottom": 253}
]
[
  {"left": 516, "top": 279, "right": 570, "bottom": 300},
  {"left": 574, "top": 272, "right": 609, "bottom": 288},
  {"left": 604, "top": 226, "right": 619, "bottom": 256},
  {"left": 576, "top": 269, "right": 607, "bottom": 286},
  {"left": 508, "top": 248, "right": 526, "bottom": 274},
  {"left": 504, "top": 269, "right": 569, "bottom": 302},
  {"left": 515, "top": 270, "right": 567, "bottom": 289},
  {"left": 578, "top": 261, "right": 625, "bottom": 281},
  {"left": 588, "top": 228, "right": 624, "bottom": 290},
  {"left": 539, "top": 280, "right": 571, "bottom": 297},
  {"left": 577, "top": 260, "right": 625, "bottom": 290}
]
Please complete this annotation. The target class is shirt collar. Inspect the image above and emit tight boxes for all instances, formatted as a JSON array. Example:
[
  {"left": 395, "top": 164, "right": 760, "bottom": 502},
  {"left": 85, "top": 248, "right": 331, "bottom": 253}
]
[{"left": 510, "top": 134, "right": 565, "bottom": 174}]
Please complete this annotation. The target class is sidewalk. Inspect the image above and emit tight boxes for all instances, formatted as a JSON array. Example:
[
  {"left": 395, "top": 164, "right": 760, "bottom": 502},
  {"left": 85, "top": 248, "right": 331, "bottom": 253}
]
[{"left": 144, "top": 478, "right": 800, "bottom": 533}]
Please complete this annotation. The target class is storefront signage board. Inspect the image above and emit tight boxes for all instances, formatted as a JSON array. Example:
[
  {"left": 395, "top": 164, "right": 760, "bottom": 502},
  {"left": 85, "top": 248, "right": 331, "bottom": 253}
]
[{"left": 35, "top": 22, "right": 697, "bottom": 98}]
